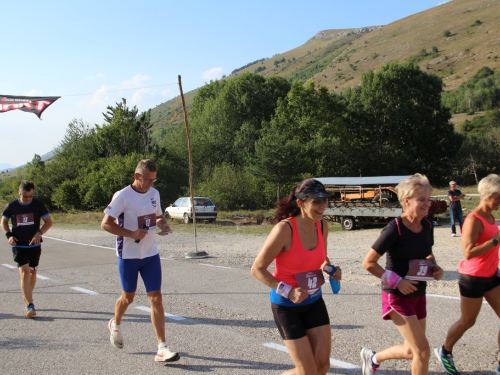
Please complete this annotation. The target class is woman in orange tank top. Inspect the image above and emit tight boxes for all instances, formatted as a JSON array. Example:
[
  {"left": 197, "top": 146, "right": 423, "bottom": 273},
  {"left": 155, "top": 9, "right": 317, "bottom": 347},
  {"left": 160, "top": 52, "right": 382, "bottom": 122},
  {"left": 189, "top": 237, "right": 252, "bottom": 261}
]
[
  {"left": 251, "top": 179, "right": 341, "bottom": 375},
  {"left": 434, "top": 174, "right": 500, "bottom": 375}
]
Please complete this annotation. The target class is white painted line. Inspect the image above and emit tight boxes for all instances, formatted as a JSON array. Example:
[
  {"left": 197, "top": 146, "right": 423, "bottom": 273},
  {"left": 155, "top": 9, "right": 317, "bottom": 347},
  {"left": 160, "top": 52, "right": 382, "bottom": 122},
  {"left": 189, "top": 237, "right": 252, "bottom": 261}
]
[
  {"left": 2, "top": 263, "right": 16, "bottom": 269},
  {"left": 199, "top": 263, "right": 233, "bottom": 269},
  {"left": 134, "top": 305, "right": 186, "bottom": 321},
  {"left": 164, "top": 313, "right": 186, "bottom": 321},
  {"left": 329, "top": 357, "right": 359, "bottom": 369},
  {"left": 71, "top": 286, "right": 100, "bottom": 295},
  {"left": 263, "top": 342, "right": 288, "bottom": 352},
  {"left": 427, "top": 293, "right": 488, "bottom": 304},
  {"left": 427, "top": 293, "right": 460, "bottom": 300},
  {"left": 36, "top": 274, "right": 50, "bottom": 280},
  {"left": 263, "top": 342, "right": 358, "bottom": 369},
  {"left": 43, "top": 236, "right": 114, "bottom": 250}
]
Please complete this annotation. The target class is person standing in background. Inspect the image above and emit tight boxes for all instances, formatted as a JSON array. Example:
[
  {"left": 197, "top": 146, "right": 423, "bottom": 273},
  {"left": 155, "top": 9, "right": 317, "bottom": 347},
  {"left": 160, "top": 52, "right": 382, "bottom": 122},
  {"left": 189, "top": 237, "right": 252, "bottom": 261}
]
[{"left": 448, "top": 181, "right": 464, "bottom": 237}]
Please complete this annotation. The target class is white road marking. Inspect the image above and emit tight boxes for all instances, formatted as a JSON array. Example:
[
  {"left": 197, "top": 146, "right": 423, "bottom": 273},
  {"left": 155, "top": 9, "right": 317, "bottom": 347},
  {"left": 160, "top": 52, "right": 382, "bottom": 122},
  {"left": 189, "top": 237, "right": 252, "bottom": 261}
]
[
  {"left": 263, "top": 342, "right": 358, "bottom": 369},
  {"left": 427, "top": 293, "right": 488, "bottom": 304},
  {"left": 427, "top": 293, "right": 460, "bottom": 300},
  {"left": 134, "top": 305, "right": 186, "bottom": 321},
  {"left": 199, "top": 263, "right": 233, "bottom": 269},
  {"left": 2, "top": 264, "right": 50, "bottom": 279},
  {"left": 71, "top": 286, "right": 100, "bottom": 295},
  {"left": 43, "top": 236, "right": 114, "bottom": 250}
]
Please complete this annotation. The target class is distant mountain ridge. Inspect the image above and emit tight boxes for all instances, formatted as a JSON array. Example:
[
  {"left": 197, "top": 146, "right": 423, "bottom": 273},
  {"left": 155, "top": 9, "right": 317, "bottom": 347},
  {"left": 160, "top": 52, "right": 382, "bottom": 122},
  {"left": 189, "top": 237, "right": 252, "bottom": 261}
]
[
  {"left": 0, "top": 163, "right": 16, "bottom": 172},
  {"left": 150, "top": 0, "right": 500, "bottom": 130},
  {"left": 0, "top": 149, "right": 57, "bottom": 173}
]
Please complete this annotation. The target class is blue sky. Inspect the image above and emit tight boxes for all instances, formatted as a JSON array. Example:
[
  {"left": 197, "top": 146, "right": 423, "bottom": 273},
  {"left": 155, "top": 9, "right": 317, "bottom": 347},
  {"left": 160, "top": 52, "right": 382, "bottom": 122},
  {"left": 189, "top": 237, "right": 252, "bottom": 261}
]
[{"left": 0, "top": 0, "right": 450, "bottom": 167}]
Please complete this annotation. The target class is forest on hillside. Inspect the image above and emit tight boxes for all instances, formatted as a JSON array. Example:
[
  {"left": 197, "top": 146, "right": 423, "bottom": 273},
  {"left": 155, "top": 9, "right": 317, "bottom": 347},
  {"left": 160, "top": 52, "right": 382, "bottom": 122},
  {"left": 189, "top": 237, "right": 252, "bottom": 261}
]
[{"left": 1, "top": 62, "right": 500, "bottom": 212}]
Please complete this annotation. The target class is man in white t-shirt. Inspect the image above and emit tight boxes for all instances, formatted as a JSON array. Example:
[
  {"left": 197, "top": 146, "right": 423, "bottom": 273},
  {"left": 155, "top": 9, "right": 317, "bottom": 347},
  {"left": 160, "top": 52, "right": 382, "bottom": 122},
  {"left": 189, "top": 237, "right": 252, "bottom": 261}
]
[{"left": 101, "top": 159, "right": 179, "bottom": 363}]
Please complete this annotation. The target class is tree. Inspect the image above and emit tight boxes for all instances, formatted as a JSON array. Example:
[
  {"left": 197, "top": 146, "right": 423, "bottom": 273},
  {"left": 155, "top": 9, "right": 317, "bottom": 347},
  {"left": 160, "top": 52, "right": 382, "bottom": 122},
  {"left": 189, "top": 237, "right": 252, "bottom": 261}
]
[
  {"left": 95, "top": 99, "right": 153, "bottom": 157},
  {"left": 252, "top": 122, "right": 307, "bottom": 200},
  {"left": 189, "top": 74, "right": 291, "bottom": 177},
  {"left": 267, "top": 80, "right": 346, "bottom": 177},
  {"left": 23, "top": 154, "right": 53, "bottom": 208},
  {"left": 194, "top": 163, "right": 265, "bottom": 209},
  {"left": 342, "top": 62, "right": 460, "bottom": 184}
]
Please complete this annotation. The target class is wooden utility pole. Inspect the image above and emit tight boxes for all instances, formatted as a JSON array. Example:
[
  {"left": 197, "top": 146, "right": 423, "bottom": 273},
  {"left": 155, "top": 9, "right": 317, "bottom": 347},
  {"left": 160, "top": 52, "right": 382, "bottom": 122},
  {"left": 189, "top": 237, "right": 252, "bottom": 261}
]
[{"left": 179, "top": 75, "right": 208, "bottom": 259}]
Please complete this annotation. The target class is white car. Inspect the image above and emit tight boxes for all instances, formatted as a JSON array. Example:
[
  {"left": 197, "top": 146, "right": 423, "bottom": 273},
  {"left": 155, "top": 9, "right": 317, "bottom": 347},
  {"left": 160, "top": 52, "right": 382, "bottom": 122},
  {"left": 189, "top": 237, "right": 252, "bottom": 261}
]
[{"left": 165, "top": 197, "right": 218, "bottom": 224}]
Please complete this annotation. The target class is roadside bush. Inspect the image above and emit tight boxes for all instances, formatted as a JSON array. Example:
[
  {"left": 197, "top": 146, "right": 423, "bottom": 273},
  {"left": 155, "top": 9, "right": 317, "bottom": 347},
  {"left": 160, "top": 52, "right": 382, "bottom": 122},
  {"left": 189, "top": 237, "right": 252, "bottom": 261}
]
[{"left": 194, "top": 163, "right": 266, "bottom": 210}]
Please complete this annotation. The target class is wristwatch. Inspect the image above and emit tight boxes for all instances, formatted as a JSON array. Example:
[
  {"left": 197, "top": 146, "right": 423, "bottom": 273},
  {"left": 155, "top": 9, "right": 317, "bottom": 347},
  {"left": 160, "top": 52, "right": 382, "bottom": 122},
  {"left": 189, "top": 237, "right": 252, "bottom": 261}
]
[
  {"left": 37, "top": 230, "right": 42, "bottom": 235},
  {"left": 491, "top": 238, "right": 499, "bottom": 246}
]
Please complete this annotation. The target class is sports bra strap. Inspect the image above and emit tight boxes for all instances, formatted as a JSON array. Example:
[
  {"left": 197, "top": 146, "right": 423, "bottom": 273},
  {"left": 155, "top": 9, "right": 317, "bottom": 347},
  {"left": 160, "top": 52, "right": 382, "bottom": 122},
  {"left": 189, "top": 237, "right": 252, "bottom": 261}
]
[
  {"left": 395, "top": 217, "right": 401, "bottom": 236},
  {"left": 281, "top": 219, "right": 324, "bottom": 241}
]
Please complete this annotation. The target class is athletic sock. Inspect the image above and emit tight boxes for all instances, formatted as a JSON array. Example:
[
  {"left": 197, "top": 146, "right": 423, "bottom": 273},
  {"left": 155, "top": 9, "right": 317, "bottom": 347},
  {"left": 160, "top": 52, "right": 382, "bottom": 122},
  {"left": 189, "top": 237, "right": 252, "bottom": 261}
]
[
  {"left": 372, "top": 353, "right": 380, "bottom": 365},
  {"left": 158, "top": 342, "right": 168, "bottom": 350},
  {"left": 112, "top": 323, "right": 120, "bottom": 330},
  {"left": 442, "top": 346, "right": 451, "bottom": 355}
]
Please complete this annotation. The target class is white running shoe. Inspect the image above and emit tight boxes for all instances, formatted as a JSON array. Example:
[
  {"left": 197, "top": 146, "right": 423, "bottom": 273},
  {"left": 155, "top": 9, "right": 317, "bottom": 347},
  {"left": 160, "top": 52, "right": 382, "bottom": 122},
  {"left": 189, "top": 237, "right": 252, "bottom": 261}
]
[
  {"left": 451, "top": 233, "right": 457, "bottom": 237},
  {"left": 360, "top": 347, "right": 379, "bottom": 375},
  {"left": 155, "top": 346, "right": 180, "bottom": 362},
  {"left": 108, "top": 318, "right": 123, "bottom": 349}
]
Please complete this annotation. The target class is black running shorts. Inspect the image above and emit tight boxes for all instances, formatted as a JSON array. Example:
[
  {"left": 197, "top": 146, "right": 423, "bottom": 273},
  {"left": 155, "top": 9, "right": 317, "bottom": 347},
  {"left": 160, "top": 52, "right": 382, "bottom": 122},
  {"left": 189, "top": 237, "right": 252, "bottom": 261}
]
[
  {"left": 271, "top": 297, "right": 330, "bottom": 340},
  {"left": 458, "top": 273, "right": 500, "bottom": 298},
  {"left": 12, "top": 246, "right": 42, "bottom": 269}
]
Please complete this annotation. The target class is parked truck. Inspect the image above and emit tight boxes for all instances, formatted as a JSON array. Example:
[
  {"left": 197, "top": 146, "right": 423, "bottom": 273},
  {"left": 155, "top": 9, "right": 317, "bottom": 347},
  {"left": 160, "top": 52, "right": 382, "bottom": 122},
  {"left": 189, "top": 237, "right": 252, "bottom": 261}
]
[{"left": 315, "top": 176, "right": 448, "bottom": 230}]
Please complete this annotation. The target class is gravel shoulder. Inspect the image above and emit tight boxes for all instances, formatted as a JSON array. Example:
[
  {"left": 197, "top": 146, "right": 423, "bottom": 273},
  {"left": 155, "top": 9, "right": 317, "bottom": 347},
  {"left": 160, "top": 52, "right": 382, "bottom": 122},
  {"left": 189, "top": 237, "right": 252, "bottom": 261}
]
[{"left": 47, "top": 222, "right": 467, "bottom": 297}]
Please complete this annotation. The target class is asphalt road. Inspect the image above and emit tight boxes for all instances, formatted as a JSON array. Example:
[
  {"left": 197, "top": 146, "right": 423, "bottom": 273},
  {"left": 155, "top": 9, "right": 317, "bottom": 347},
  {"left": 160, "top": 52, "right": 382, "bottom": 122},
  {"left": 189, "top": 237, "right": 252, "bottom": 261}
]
[{"left": 0, "top": 236, "right": 498, "bottom": 374}]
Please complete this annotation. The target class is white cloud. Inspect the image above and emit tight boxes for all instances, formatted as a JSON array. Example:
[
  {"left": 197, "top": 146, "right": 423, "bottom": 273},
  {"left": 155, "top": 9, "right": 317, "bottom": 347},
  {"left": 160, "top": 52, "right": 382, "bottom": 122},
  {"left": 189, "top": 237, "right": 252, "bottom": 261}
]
[
  {"left": 161, "top": 89, "right": 173, "bottom": 97},
  {"left": 87, "top": 73, "right": 105, "bottom": 80},
  {"left": 124, "top": 74, "right": 149, "bottom": 88},
  {"left": 78, "top": 84, "right": 112, "bottom": 109},
  {"left": 77, "top": 73, "right": 177, "bottom": 113},
  {"left": 24, "top": 89, "right": 43, "bottom": 96},
  {"left": 131, "top": 88, "right": 151, "bottom": 105},
  {"left": 202, "top": 67, "right": 224, "bottom": 80},
  {"left": 77, "top": 75, "right": 150, "bottom": 109},
  {"left": 438, "top": 0, "right": 452, "bottom": 5}
]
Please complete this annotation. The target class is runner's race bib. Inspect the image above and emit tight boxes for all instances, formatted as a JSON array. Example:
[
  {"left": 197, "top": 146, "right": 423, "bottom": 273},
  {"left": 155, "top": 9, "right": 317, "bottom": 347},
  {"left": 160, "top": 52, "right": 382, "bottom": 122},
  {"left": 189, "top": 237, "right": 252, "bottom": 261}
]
[
  {"left": 295, "top": 269, "right": 325, "bottom": 294},
  {"left": 137, "top": 214, "right": 156, "bottom": 230},
  {"left": 405, "top": 259, "right": 434, "bottom": 281}
]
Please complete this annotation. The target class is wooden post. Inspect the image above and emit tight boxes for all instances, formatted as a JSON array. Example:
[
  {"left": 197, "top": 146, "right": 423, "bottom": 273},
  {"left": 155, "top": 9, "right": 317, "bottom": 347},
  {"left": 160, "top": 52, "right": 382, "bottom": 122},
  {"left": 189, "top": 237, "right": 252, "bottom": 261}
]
[{"left": 178, "top": 75, "right": 208, "bottom": 259}]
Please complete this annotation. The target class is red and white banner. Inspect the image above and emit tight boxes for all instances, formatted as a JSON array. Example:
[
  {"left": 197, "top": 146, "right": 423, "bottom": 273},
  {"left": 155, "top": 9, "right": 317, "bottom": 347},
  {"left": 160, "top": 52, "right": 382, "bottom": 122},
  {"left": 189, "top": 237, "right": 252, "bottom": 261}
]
[{"left": 0, "top": 95, "right": 60, "bottom": 119}]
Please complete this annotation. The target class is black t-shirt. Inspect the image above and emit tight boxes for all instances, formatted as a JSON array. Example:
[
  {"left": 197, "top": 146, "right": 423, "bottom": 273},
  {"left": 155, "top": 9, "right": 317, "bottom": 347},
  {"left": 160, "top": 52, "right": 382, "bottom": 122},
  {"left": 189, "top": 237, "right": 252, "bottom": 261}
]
[
  {"left": 448, "top": 189, "right": 462, "bottom": 210},
  {"left": 372, "top": 216, "right": 434, "bottom": 297},
  {"left": 2, "top": 199, "right": 49, "bottom": 247}
]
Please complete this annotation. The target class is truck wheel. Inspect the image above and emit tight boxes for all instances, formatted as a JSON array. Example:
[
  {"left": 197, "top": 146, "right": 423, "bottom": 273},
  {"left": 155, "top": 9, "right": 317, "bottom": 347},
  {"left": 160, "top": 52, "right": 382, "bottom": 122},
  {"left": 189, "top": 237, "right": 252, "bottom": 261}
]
[
  {"left": 183, "top": 213, "right": 192, "bottom": 224},
  {"left": 372, "top": 192, "right": 396, "bottom": 202},
  {"left": 341, "top": 217, "right": 356, "bottom": 231}
]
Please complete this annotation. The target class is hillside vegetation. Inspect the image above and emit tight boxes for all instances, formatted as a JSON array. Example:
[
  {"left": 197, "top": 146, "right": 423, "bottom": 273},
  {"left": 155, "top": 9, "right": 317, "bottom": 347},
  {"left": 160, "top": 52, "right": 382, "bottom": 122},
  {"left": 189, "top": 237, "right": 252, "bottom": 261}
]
[
  {"left": 3, "top": 0, "right": 500, "bottom": 213},
  {"left": 151, "top": 0, "right": 500, "bottom": 130}
]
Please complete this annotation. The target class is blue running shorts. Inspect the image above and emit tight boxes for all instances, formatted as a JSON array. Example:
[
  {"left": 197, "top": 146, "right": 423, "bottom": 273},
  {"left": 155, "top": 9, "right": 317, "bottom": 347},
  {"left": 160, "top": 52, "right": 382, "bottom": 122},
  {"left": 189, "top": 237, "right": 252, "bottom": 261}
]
[{"left": 118, "top": 254, "right": 162, "bottom": 293}]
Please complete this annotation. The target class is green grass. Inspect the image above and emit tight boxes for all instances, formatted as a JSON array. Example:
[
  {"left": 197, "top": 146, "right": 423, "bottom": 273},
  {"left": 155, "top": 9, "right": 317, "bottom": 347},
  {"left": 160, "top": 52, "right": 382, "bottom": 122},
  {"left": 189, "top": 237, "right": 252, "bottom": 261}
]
[
  {"left": 50, "top": 211, "right": 104, "bottom": 230},
  {"left": 46, "top": 208, "right": 344, "bottom": 235}
]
